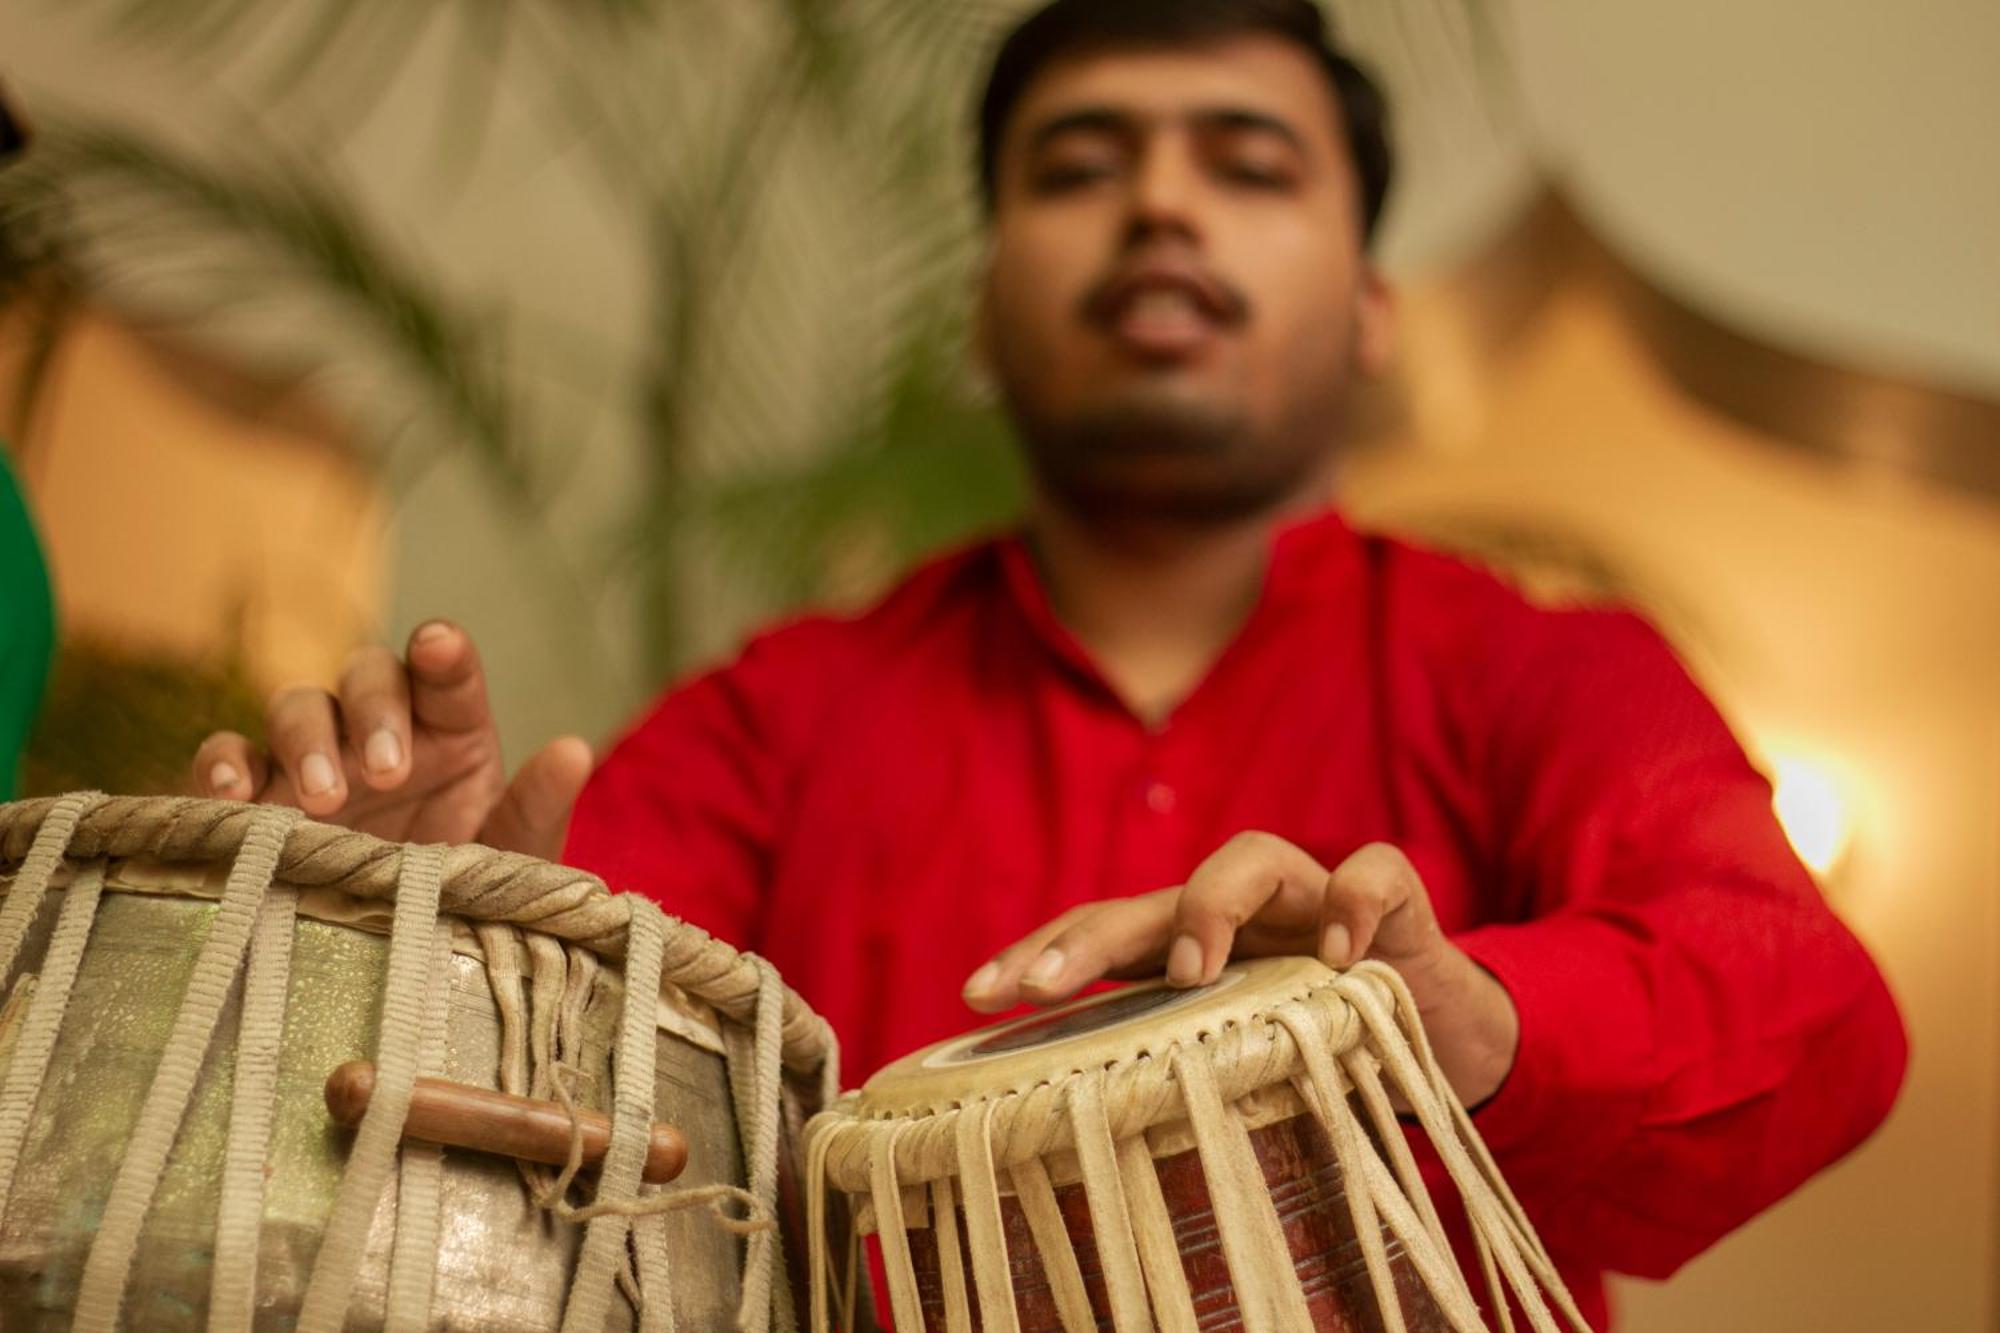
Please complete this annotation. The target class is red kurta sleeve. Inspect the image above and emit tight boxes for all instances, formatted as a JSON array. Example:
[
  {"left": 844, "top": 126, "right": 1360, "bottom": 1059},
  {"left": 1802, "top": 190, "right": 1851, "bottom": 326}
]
[
  {"left": 1449, "top": 608, "right": 1906, "bottom": 1279},
  {"left": 563, "top": 626, "right": 819, "bottom": 952}
]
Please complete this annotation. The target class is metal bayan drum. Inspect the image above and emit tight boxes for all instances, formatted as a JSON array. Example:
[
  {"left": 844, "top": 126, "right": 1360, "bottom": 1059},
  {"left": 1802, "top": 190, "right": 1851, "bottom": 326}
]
[
  {"left": 805, "top": 956, "right": 1591, "bottom": 1333},
  {"left": 0, "top": 792, "right": 842, "bottom": 1331}
]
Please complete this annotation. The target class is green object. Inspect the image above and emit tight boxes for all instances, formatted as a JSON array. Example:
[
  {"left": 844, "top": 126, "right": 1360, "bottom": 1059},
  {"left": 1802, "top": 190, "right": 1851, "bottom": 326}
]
[{"left": 0, "top": 445, "right": 55, "bottom": 800}]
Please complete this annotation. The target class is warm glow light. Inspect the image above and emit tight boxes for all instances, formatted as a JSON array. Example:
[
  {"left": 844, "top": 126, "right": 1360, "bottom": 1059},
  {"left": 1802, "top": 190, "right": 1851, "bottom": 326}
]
[{"left": 1768, "top": 752, "right": 1854, "bottom": 878}]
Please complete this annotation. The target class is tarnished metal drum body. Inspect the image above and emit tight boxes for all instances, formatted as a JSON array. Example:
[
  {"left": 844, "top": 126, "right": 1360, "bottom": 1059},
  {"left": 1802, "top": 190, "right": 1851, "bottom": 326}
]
[{"left": 0, "top": 796, "right": 840, "bottom": 1331}]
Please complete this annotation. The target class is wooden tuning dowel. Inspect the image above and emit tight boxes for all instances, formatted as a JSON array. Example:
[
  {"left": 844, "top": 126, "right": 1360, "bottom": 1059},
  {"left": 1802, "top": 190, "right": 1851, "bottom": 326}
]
[{"left": 324, "top": 1060, "right": 688, "bottom": 1184}]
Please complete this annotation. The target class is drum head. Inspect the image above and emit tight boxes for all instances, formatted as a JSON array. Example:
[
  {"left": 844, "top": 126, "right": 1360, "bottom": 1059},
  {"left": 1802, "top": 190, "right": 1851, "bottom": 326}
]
[{"left": 857, "top": 954, "right": 1337, "bottom": 1114}]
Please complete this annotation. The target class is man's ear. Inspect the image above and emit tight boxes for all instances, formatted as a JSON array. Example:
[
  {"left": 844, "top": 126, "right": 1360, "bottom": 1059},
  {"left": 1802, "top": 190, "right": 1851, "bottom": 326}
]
[{"left": 1352, "top": 264, "right": 1397, "bottom": 380}]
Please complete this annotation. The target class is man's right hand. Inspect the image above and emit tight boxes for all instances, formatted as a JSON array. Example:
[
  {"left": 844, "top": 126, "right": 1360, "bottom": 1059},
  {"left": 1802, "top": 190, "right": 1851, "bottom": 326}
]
[{"left": 192, "top": 620, "right": 593, "bottom": 861}]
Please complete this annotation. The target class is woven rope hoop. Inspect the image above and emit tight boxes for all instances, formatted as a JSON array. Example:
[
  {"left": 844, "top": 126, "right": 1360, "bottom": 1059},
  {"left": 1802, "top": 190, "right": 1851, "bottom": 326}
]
[{"left": 0, "top": 794, "right": 834, "bottom": 1072}]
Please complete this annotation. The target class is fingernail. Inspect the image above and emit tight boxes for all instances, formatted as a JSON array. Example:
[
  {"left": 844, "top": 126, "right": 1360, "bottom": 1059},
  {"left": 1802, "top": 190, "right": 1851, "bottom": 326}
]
[
  {"left": 1166, "top": 934, "right": 1204, "bottom": 987},
  {"left": 963, "top": 962, "right": 1000, "bottom": 998},
  {"left": 1320, "top": 923, "right": 1352, "bottom": 968},
  {"left": 208, "top": 761, "right": 241, "bottom": 794},
  {"left": 414, "top": 620, "right": 453, "bottom": 645},
  {"left": 1024, "top": 944, "right": 1072, "bottom": 984},
  {"left": 365, "top": 727, "right": 403, "bottom": 773},
  {"left": 1024, "top": 949, "right": 1065, "bottom": 989},
  {"left": 300, "top": 752, "right": 338, "bottom": 796}
]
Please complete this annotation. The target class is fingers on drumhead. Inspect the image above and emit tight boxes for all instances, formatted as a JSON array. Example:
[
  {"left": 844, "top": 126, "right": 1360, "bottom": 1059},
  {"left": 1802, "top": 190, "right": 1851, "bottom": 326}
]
[
  {"left": 1328, "top": 842, "right": 1440, "bottom": 965},
  {"left": 403, "top": 620, "right": 494, "bottom": 734},
  {"left": 1174, "top": 833, "right": 1318, "bottom": 986},
  {"left": 193, "top": 731, "right": 264, "bottom": 800},
  {"left": 960, "top": 912, "right": 1076, "bottom": 1013},
  {"left": 263, "top": 685, "right": 349, "bottom": 813},
  {"left": 338, "top": 645, "right": 413, "bottom": 786},
  {"left": 338, "top": 640, "right": 416, "bottom": 780},
  {"left": 1018, "top": 894, "right": 1175, "bottom": 1005},
  {"left": 477, "top": 737, "right": 593, "bottom": 862},
  {"left": 1330, "top": 841, "right": 1419, "bottom": 892}
]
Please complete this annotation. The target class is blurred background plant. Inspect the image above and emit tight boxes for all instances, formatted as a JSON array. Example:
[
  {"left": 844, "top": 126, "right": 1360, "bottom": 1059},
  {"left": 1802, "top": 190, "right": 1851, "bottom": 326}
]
[
  {"left": 0, "top": 0, "right": 1501, "bottom": 789},
  {"left": 5, "top": 1, "right": 1012, "bottom": 671}
]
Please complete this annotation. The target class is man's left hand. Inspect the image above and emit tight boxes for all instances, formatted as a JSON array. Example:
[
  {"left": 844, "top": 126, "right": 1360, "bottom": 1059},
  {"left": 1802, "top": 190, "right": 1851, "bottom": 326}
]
[{"left": 960, "top": 832, "right": 1520, "bottom": 1106}]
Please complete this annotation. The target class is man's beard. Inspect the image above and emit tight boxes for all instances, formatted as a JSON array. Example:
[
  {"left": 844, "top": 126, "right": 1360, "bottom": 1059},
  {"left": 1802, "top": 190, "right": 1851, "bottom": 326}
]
[{"left": 1006, "top": 386, "right": 1325, "bottom": 526}]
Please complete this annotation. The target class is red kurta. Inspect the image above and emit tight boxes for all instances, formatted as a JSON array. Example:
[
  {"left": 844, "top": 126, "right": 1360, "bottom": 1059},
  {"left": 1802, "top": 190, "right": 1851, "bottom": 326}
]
[{"left": 566, "top": 510, "right": 1905, "bottom": 1325}]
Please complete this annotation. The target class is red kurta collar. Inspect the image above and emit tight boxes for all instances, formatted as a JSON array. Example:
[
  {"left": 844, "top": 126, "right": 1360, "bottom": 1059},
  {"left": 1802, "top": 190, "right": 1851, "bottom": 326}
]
[{"left": 992, "top": 506, "right": 1366, "bottom": 715}]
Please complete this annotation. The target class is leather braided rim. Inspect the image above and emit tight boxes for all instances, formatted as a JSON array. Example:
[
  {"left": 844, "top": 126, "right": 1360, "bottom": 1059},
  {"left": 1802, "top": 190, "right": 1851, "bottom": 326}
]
[{"left": 0, "top": 794, "right": 832, "bottom": 1073}]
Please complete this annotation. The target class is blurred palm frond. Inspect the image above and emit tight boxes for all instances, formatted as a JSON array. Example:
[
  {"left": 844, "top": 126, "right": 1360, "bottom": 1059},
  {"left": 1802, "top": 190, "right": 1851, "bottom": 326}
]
[
  {"left": 1, "top": 121, "right": 531, "bottom": 487},
  {"left": 4, "top": 0, "right": 1504, "bottom": 729}
]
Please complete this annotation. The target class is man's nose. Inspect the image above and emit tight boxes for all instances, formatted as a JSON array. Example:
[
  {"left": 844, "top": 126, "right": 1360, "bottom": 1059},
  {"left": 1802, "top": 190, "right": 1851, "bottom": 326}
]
[{"left": 1122, "top": 136, "right": 1205, "bottom": 248}]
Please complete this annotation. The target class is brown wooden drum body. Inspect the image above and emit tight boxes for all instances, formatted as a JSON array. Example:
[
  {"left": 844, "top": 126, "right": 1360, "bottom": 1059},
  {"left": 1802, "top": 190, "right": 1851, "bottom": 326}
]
[
  {"left": 905, "top": 1111, "right": 1447, "bottom": 1332},
  {"left": 808, "top": 956, "right": 1585, "bottom": 1333}
]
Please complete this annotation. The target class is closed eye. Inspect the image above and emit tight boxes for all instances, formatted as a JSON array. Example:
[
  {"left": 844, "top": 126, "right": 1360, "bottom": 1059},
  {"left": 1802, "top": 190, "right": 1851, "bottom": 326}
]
[
  {"left": 1033, "top": 161, "right": 1118, "bottom": 193},
  {"left": 1218, "top": 160, "right": 1297, "bottom": 190}
]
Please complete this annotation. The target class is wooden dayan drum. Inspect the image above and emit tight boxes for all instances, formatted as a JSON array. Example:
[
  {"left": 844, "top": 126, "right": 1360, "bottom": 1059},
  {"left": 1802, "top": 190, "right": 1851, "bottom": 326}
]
[
  {"left": 0, "top": 792, "right": 841, "bottom": 1331},
  {"left": 805, "top": 956, "right": 1590, "bottom": 1333}
]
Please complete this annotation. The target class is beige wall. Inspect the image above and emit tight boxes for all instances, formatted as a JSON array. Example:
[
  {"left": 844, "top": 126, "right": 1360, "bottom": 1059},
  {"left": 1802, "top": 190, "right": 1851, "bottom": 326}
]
[
  {"left": 1509, "top": 0, "right": 2000, "bottom": 397},
  {"left": 1345, "top": 271, "right": 2000, "bottom": 1330},
  {"left": 2, "top": 307, "right": 384, "bottom": 694}
]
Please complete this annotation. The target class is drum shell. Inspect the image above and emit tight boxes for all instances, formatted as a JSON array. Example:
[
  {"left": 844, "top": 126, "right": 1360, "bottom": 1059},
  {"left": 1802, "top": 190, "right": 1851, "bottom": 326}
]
[
  {"left": 903, "top": 1105, "right": 1451, "bottom": 1333},
  {"left": 0, "top": 864, "right": 816, "bottom": 1331}
]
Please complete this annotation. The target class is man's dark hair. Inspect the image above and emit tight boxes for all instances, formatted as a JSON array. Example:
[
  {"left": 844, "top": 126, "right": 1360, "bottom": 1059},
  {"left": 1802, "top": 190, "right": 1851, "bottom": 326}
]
[{"left": 975, "top": 0, "right": 1394, "bottom": 243}]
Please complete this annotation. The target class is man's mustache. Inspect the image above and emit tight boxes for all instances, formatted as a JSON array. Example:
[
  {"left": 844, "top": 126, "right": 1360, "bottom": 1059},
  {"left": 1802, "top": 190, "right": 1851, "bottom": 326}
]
[{"left": 1079, "top": 251, "right": 1251, "bottom": 328}]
